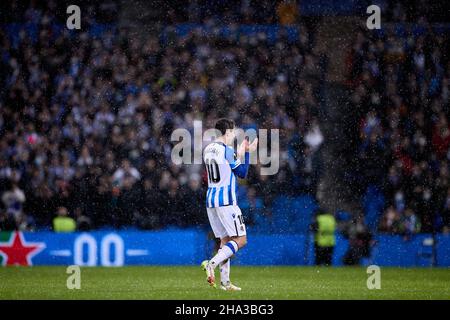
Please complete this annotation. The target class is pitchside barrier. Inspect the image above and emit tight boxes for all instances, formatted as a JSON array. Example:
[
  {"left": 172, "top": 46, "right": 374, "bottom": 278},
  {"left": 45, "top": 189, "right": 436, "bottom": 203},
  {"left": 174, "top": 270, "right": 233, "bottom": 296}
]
[{"left": 0, "top": 229, "right": 449, "bottom": 267}]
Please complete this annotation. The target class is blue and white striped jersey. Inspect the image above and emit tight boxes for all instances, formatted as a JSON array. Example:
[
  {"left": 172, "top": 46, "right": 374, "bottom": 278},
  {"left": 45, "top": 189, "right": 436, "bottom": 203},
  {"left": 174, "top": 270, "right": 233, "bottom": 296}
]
[{"left": 203, "top": 142, "right": 241, "bottom": 208}]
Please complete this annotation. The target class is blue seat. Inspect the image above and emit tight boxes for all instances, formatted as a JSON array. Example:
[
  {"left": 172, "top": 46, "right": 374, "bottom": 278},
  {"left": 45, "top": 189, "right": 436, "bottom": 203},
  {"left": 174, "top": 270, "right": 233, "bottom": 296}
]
[
  {"left": 290, "top": 195, "right": 318, "bottom": 233},
  {"left": 252, "top": 213, "right": 273, "bottom": 233},
  {"left": 266, "top": 195, "right": 318, "bottom": 234},
  {"left": 363, "top": 185, "right": 385, "bottom": 232},
  {"left": 272, "top": 196, "right": 292, "bottom": 232},
  {"left": 416, "top": 237, "right": 435, "bottom": 267},
  {"left": 336, "top": 210, "right": 352, "bottom": 222}
]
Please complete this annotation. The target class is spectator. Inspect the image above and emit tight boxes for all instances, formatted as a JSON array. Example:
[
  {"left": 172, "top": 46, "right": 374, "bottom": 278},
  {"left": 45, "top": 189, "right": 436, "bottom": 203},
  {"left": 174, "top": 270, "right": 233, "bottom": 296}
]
[
  {"left": 74, "top": 207, "right": 92, "bottom": 231},
  {"left": 276, "top": 0, "right": 298, "bottom": 25},
  {"left": 400, "top": 208, "right": 421, "bottom": 239},
  {"left": 182, "top": 174, "right": 206, "bottom": 227},
  {"left": 0, "top": 211, "right": 17, "bottom": 231},
  {"left": 117, "top": 177, "right": 141, "bottom": 227},
  {"left": 0, "top": 1, "right": 322, "bottom": 231},
  {"left": 113, "top": 160, "right": 141, "bottom": 188},
  {"left": 1, "top": 180, "right": 26, "bottom": 220},
  {"left": 343, "top": 216, "right": 373, "bottom": 265},
  {"left": 348, "top": 22, "right": 450, "bottom": 234},
  {"left": 379, "top": 206, "right": 402, "bottom": 234},
  {"left": 311, "top": 209, "right": 336, "bottom": 266},
  {"left": 138, "top": 178, "right": 162, "bottom": 229},
  {"left": 442, "top": 188, "right": 450, "bottom": 234},
  {"left": 52, "top": 207, "right": 76, "bottom": 233}
]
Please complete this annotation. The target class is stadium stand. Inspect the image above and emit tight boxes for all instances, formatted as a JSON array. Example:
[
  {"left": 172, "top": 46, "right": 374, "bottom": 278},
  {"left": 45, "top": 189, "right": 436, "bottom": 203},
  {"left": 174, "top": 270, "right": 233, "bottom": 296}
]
[
  {"left": 347, "top": 21, "right": 450, "bottom": 235},
  {"left": 0, "top": 1, "right": 324, "bottom": 231}
]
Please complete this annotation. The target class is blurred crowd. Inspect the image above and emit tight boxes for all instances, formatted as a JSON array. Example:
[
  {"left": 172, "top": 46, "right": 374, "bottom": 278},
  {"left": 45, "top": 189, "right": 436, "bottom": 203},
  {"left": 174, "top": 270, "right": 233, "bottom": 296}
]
[
  {"left": 348, "top": 24, "right": 450, "bottom": 234},
  {"left": 4, "top": 1, "right": 448, "bottom": 236},
  {"left": 0, "top": 1, "right": 325, "bottom": 231}
]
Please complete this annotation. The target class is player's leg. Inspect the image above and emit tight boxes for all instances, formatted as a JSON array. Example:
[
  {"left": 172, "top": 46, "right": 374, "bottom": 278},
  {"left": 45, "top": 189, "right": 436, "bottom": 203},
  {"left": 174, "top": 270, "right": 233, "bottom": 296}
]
[
  {"left": 219, "top": 237, "right": 231, "bottom": 285},
  {"left": 220, "top": 258, "right": 231, "bottom": 283},
  {"left": 209, "top": 237, "right": 239, "bottom": 269},
  {"left": 229, "top": 235, "right": 247, "bottom": 248},
  {"left": 205, "top": 206, "right": 247, "bottom": 290},
  {"left": 204, "top": 236, "right": 238, "bottom": 290},
  {"left": 219, "top": 234, "right": 246, "bottom": 291},
  {"left": 209, "top": 206, "right": 247, "bottom": 269},
  {"left": 202, "top": 208, "right": 227, "bottom": 287}
]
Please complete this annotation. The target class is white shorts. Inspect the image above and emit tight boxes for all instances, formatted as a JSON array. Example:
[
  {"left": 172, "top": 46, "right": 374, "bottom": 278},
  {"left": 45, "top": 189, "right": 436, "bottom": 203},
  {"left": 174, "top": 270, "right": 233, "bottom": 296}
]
[{"left": 207, "top": 205, "right": 247, "bottom": 239}]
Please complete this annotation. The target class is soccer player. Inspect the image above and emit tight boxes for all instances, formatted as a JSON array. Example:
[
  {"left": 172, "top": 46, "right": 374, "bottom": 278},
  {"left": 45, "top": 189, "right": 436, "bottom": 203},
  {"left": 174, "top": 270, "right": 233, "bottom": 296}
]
[{"left": 201, "top": 118, "right": 258, "bottom": 291}]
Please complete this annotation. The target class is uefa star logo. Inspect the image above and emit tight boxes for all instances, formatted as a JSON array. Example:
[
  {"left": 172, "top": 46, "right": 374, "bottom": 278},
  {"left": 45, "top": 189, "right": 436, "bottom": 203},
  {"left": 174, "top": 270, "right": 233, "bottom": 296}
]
[{"left": 0, "top": 232, "right": 46, "bottom": 266}]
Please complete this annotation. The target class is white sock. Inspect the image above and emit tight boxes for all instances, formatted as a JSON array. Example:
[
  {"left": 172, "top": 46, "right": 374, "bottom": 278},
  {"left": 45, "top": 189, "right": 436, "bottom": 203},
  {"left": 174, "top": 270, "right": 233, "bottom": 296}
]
[
  {"left": 210, "top": 241, "right": 238, "bottom": 269},
  {"left": 220, "top": 259, "right": 230, "bottom": 284}
]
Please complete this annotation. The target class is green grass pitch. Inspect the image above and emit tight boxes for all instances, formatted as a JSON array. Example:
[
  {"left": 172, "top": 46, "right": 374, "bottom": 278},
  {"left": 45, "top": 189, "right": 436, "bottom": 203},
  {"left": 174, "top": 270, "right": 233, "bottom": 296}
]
[{"left": 0, "top": 266, "right": 449, "bottom": 299}]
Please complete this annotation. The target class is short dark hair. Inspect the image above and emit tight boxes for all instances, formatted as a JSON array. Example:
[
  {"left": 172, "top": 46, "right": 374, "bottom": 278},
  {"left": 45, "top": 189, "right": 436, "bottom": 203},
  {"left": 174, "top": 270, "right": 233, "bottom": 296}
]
[{"left": 215, "top": 118, "right": 235, "bottom": 136}]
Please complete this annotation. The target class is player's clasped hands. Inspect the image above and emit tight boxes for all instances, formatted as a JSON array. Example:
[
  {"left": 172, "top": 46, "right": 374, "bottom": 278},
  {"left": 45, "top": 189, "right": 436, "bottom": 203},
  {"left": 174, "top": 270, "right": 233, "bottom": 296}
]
[
  {"left": 238, "top": 137, "right": 258, "bottom": 158},
  {"left": 246, "top": 138, "right": 258, "bottom": 152}
]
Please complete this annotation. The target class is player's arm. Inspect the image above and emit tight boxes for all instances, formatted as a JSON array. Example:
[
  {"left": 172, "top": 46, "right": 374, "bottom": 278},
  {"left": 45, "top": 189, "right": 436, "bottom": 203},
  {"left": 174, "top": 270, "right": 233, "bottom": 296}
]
[
  {"left": 227, "top": 138, "right": 258, "bottom": 179},
  {"left": 233, "top": 152, "right": 250, "bottom": 178},
  {"left": 225, "top": 145, "right": 248, "bottom": 178}
]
